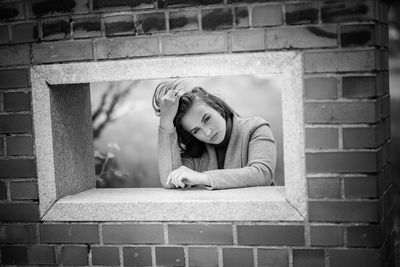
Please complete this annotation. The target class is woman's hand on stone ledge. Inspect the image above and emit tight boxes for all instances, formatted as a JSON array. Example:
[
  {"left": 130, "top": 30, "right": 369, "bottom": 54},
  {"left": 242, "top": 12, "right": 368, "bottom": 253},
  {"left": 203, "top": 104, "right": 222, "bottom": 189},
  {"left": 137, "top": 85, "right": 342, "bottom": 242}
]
[{"left": 166, "top": 166, "right": 211, "bottom": 188}]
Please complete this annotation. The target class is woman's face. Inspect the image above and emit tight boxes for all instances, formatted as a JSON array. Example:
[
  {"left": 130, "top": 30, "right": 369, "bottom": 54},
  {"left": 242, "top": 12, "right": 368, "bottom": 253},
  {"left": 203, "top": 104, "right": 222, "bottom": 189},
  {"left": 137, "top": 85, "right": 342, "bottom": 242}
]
[{"left": 181, "top": 101, "right": 226, "bottom": 145}]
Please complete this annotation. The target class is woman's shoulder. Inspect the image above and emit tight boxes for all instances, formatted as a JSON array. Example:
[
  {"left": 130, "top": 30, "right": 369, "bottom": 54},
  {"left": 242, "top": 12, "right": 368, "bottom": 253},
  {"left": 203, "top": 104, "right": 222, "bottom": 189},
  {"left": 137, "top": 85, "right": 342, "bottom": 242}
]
[{"left": 236, "top": 116, "right": 270, "bottom": 129}]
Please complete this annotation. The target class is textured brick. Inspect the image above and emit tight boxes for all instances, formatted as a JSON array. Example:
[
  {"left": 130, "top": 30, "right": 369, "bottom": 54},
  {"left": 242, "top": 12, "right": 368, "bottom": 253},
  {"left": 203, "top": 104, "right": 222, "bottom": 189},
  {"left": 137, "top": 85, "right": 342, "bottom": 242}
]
[
  {"left": 304, "top": 50, "right": 376, "bottom": 73},
  {"left": 309, "top": 200, "right": 380, "bottom": 222},
  {"left": 234, "top": 7, "right": 249, "bottom": 28},
  {"left": 305, "top": 127, "right": 338, "bottom": 149},
  {"left": 169, "top": 10, "right": 198, "bottom": 31},
  {"left": 162, "top": 33, "right": 227, "bottom": 55},
  {"left": 0, "top": 181, "right": 6, "bottom": 199},
  {"left": 28, "top": 0, "right": 89, "bottom": 18},
  {"left": 310, "top": 225, "right": 344, "bottom": 246},
  {"left": 0, "top": 2, "right": 25, "bottom": 20},
  {"left": 0, "top": 69, "right": 29, "bottom": 89},
  {"left": 42, "top": 19, "right": 71, "bottom": 40},
  {"left": 329, "top": 249, "right": 381, "bottom": 267},
  {"left": 73, "top": 16, "right": 101, "bottom": 38},
  {"left": 231, "top": 29, "right": 265, "bottom": 52},
  {"left": 94, "top": 36, "right": 159, "bottom": 59},
  {"left": 343, "top": 125, "right": 384, "bottom": 148},
  {"left": 40, "top": 224, "right": 99, "bottom": 243},
  {"left": 11, "top": 23, "right": 38, "bottom": 43},
  {"left": 0, "top": 203, "right": 39, "bottom": 221},
  {"left": 123, "top": 247, "right": 152, "bottom": 266},
  {"left": 286, "top": 3, "right": 319, "bottom": 25},
  {"left": 165, "top": 0, "right": 222, "bottom": 7},
  {"left": 93, "top": 0, "right": 154, "bottom": 10},
  {"left": 0, "top": 224, "right": 37, "bottom": 243},
  {"left": 104, "top": 15, "right": 134, "bottom": 36},
  {"left": 10, "top": 181, "right": 38, "bottom": 200},
  {"left": 156, "top": 246, "right": 185, "bottom": 267},
  {"left": 92, "top": 246, "right": 120, "bottom": 266},
  {"left": 1, "top": 246, "right": 28, "bottom": 264},
  {"left": 321, "top": 0, "right": 376, "bottom": 23},
  {"left": 169, "top": 224, "right": 232, "bottom": 245},
  {"left": 293, "top": 249, "right": 324, "bottom": 267},
  {"left": 6, "top": 136, "right": 34, "bottom": 155},
  {"left": 223, "top": 247, "right": 253, "bottom": 267},
  {"left": 344, "top": 176, "right": 378, "bottom": 199},
  {"left": 29, "top": 245, "right": 57, "bottom": 265},
  {"left": 267, "top": 26, "right": 337, "bottom": 49},
  {"left": 0, "top": 159, "right": 36, "bottom": 178},
  {"left": 0, "top": 45, "right": 30, "bottom": 66},
  {"left": 33, "top": 40, "right": 93, "bottom": 63},
  {"left": 305, "top": 102, "right": 378, "bottom": 123},
  {"left": 237, "top": 225, "right": 304, "bottom": 246},
  {"left": 137, "top": 12, "right": 165, "bottom": 33},
  {"left": 103, "top": 224, "right": 163, "bottom": 244},
  {"left": 304, "top": 77, "right": 337, "bottom": 99},
  {"left": 347, "top": 225, "right": 381, "bottom": 247},
  {"left": 341, "top": 24, "right": 375, "bottom": 47},
  {"left": 258, "top": 248, "right": 289, "bottom": 267},
  {"left": 252, "top": 5, "right": 283, "bottom": 27},
  {"left": 202, "top": 8, "right": 232, "bottom": 31},
  {"left": 61, "top": 245, "right": 89, "bottom": 265},
  {"left": 188, "top": 247, "right": 218, "bottom": 267},
  {"left": 342, "top": 76, "right": 378, "bottom": 98},
  {"left": 3, "top": 92, "right": 31, "bottom": 112},
  {"left": 0, "top": 26, "right": 9, "bottom": 44},
  {"left": 308, "top": 177, "right": 341, "bottom": 199},
  {"left": 0, "top": 114, "right": 32, "bottom": 134}
]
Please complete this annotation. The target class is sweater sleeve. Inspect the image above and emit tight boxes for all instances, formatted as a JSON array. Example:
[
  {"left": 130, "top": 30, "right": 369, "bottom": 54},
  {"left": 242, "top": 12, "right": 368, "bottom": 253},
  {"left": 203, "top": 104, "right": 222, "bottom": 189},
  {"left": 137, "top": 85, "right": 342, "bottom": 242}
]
[
  {"left": 157, "top": 126, "right": 195, "bottom": 188},
  {"left": 204, "top": 123, "right": 276, "bottom": 190}
]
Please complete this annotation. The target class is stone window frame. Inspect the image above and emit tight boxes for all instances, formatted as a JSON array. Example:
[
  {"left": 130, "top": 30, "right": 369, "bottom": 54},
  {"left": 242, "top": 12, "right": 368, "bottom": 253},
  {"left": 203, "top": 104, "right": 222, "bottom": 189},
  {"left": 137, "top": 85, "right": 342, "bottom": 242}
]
[{"left": 31, "top": 52, "right": 306, "bottom": 221}]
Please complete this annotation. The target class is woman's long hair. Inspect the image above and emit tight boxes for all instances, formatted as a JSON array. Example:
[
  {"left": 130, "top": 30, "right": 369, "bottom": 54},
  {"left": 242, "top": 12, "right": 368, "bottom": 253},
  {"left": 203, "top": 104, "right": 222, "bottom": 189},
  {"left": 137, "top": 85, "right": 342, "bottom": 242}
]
[{"left": 152, "top": 81, "right": 236, "bottom": 157}]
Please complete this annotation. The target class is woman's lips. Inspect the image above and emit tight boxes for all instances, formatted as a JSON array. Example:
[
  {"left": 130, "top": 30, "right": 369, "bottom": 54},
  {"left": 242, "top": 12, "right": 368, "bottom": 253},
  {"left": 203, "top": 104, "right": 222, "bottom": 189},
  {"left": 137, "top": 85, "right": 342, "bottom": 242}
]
[{"left": 210, "top": 132, "right": 218, "bottom": 142}]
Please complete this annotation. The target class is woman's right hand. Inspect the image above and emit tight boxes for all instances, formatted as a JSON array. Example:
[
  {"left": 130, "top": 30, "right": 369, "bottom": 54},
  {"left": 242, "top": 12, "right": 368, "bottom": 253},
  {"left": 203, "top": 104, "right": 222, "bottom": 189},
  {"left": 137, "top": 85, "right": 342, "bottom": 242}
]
[{"left": 159, "top": 89, "right": 181, "bottom": 131}]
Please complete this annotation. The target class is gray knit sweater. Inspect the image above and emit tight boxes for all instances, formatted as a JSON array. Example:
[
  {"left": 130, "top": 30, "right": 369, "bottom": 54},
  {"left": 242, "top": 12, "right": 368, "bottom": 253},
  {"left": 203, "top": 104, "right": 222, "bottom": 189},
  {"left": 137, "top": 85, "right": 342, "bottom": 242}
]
[{"left": 157, "top": 116, "right": 277, "bottom": 189}]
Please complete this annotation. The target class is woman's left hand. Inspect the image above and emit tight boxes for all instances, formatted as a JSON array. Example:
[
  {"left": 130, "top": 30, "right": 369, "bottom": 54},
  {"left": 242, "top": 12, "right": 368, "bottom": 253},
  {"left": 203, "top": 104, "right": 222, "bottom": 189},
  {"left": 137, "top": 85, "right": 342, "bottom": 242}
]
[{"left": 166, "top": 166, "right": 210, "bottom": 188}]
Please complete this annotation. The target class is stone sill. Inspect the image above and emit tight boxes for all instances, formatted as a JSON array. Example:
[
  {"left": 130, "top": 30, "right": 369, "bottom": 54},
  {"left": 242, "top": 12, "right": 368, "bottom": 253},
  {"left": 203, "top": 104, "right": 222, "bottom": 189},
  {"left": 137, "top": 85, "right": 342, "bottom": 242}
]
[{"left": 42, "top": 186, "right": 304, "bottom": 221}]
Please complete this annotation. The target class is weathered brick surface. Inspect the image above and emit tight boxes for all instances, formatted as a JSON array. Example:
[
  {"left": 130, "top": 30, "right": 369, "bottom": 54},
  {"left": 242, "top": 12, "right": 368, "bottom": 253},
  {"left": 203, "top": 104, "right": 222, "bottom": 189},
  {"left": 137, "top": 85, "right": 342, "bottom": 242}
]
[
  {"left": 156, "top": 246, "right": 185, "bottom": 267},
  {"left": 267, "top": 26, "right": 337, "bottom": 49},
  {"left": 61, "top": 245, "right": 89, "bottom": 265},
  {"left": 40, "top": 224, "right": 99, "bottom": 243},
  {"left": 6, "top": 136, "right": 34, "bottom": 155},
  {"left": 341, "top": 24, "right": 375, "bottom": 47},
  {"left": 169, "top": 224, "right": 233, "bottom": 244},
  {"left": 169, "top": 10, "right": 198, "bottom": 31},
  {"left": 10, "top": 181, "right": 38, "bottom": 200},
  {"left": 104, "top": 15, "right": 134, "bottom": 36},
  {"left": 321, "top": 0, "right": 376, "bottom": 23},
  {"left": 293, "top": 249, "right": 324, "bottom": 267},
  {"left": 32, "top": 40, "right": 93, "bottom": 63},
  {"left": 343, "top": 125, "right": 384, "bottom": 148},
  {"left": 166, "top": 0, "right": 222, "bottom": 8},
  {"left": 328, "top": 249, "right": 381, "bottom": 267},
  {"left": 162, "top": 33, "right": 227, "bottom": 55},
  {"left": 258, "top": 248, "right": 289, "bottom": 267},
  {"left": 3, "top": 92, "right": 31, "bottom": 112},
  {"left": 237, "top": 225, "right": 304, "bottom": 245},
  {"left": 234, "top": 7, "right": 249, "bottom": 28},
  {"left": 188, "top": 247, "right": 218, "bottom": 267},
  {"left": 72, "top": 16, "right": 101, "bottom": 38},
  {"left": 93, "top": 0, "right": 154, "bottom": 11},
  {"left": 0, "top": 115, "right": 32, "bottom": 134},
  {"left": 102, "top": 224, "right": 163, "bottom": 244},
  {"left": 0, "top": 203, "right": 39, "bottom": 221},
  {"left": 0, "top": 159, "right": 36, "bottom": 178},
  {"left": 0, "top": 246, "right": 28, "bottom": 264},
  {"left": 305, "top": 127, "right": 338, "bottom": 149},
  {"left": 304, "top": 77, "right": 337, "bottom": 99},
  {"left": 223, "top": 247, "right": 253, "bottom": 267},
  {"left": 347, "top": 225, "right": 382, "bottom": 247},
  {"left": 308, "top": 177, "right": 341, "bottom": 199},
  {"left": 0, "top": 224, "right": 37, "bottom": 243},
  {"left": 28, "top": 0, "right": 89, "bottom": 18},
  {"left": 123, "top": 246, "right": 152, "bottom": 266},
  {"left": 29, "top": 245, "right": 57, "bottom": 264},
  {"left": 0, "top": 181, "right": 6, "bottom": 199},
  {"left": 342, "top": 75, "right": 379, "bottom": 98},
  {"left": 137, "top": 12, "right": 165, "bottom": 33},
  {"left": 344, "top": 176, "right": 379, "bottom": 199},
  {"left": 252, "top": 4, "right": 282, "bottom": 27},
  {"left": 202, "top": 8, "right": 232, "bottom": 31},
  {"left": 285, "top": 3, "right": 319, "bottom": 25},
  {"left": 42, "top": 19, "right": 71, "bottom": 40},
  {"left": 0, "top": 69, "right": 29, "bottom": 89},
  {"left": 310, "top": 225, "right": 344, "bottom": 246},
  {"left": 92, "top": 246, "right": 120, "bottom": 265},
  {"left": 0, "top": 26, "right": 9, "bottom": 44},
  {"left": 12, "top": 23, "right": 38, "bottom": 43},
  {"left": 0, "top": 2, "right": 25, "bottom": 21},
  {"left": 0, "top": 45, "right": 30, "bottom": 66},
  {"left": 231, "top": 29, "right": 265, "bottom": 52},
  {"left": 94, "top": 36, "right": 159, "bottom": 59}
]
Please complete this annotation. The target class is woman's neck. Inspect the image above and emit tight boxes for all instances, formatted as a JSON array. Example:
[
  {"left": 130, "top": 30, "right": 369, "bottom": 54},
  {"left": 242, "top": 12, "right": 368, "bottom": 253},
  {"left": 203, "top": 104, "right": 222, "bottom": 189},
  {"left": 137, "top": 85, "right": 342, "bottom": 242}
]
[{"left": 216, "top": 116, "right": 232, "bottom": 148}]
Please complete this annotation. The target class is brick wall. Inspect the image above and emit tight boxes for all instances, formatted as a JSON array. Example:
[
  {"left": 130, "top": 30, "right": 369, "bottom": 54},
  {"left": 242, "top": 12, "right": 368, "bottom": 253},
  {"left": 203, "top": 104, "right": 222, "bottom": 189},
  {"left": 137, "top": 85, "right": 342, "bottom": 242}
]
[{"left": 0, "top": 0, "right": 393, "bottom": 266}]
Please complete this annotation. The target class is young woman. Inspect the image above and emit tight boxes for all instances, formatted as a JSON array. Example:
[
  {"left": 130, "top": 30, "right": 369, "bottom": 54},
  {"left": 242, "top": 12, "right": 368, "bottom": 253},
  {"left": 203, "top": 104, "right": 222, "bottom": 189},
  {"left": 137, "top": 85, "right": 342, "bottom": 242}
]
[{"left": 152, "top": 80, "right": 277, "bottom": 189}]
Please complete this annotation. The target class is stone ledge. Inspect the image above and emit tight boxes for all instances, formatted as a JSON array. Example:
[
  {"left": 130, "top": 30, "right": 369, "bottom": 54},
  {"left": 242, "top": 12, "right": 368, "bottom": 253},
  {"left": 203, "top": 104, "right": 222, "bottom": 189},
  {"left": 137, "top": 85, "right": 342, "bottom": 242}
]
[{"left": 42, "top": 187, "right": 304, "bottom": 221}]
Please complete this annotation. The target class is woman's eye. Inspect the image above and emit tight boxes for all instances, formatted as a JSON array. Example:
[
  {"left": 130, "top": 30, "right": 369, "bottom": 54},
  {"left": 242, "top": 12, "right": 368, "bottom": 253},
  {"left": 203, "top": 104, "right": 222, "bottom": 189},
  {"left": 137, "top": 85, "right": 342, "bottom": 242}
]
[
  {"left": 193, "top": 129, "right": 199, "bottom": 134},
  {"left": 204, "top": 116, "right": 210, "bottom": 123}
]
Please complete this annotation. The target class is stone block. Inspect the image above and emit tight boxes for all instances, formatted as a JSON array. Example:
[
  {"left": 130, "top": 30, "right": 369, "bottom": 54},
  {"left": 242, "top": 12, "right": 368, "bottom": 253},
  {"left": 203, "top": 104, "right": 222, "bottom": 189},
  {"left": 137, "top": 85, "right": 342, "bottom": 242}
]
[
  {"left": 155, "top": 246, "right": 185, "bottom": 267},
  {"left": 0, "top": 69, "right": 29, "bottom": 88},
  {"left": 252, "top": 5, "right": 283, "bottom": 26},
  {"left": 237, "top": 225, "right": 304, "bottom": 246},
  {"left": 162, "top": 33, "right": 227, "bottom": 55},
  {"left": 305, "top": 127, "right": 338, "bottom": 149},
  {"left": 102, "top": 224, "right": 164, "bottom": 244},
  {"left": 231, "top": 29, "right": 265, "bottom": 52},
  {"left": 308, "top": 177, "right": 341, "bottom": 199},
  {"left": 0, "top": 45, "right": 30, "bottom": 66},
  {"left": 10, "top": 181, "right": 38, "bottom": 200},
  {"left": 72, "top": 16, "right": 101, "bottom": 38},
  {"left": 92, "top": 246, "right": 120, "bottom": 265},
  {"left": 32, "top": 40, "right": 93, "bottom": 63},
  {"left": 188, "top": 247, "right": 218, "bottom": 267},
  {"left": 3, "top": 91, "right": 31, "bottom": 111},
  {"left": 0, "top": 159, "right": 36, "bottom": 178},
  {"left": 168, "top": 224, "right": 233, "bottom": 244},
  {"left": 202, "top": 8, "right": 233, "bottom": 31},
  {"left": 310, "top": 225, "right": 344, "bottom": 246},
  {"left": 61, "top": 245, "right": 89, "bottom": 265},
  {"left": 223, "top": 248, "right": 253, "bottom": 267},
  {"left": 286, "top": 3, "right": 319, "bottom": 25},
  {"left": 258, "top": 248, "right": 289, "bottom": 267},
  {"left": 137, "top": 12, "right": 165, "bottom": 33},
  {"left": 169, "top": 10, "right": 198, "bottom": 31},
  {"left": 123, "top": 246, "right": 152, "bottom": 266},
  {"left": 293, "top": 249, "right": 324, "bottom": 267},
  {"left": 42, "top": 19, "right": 71, "bottom": 40}
]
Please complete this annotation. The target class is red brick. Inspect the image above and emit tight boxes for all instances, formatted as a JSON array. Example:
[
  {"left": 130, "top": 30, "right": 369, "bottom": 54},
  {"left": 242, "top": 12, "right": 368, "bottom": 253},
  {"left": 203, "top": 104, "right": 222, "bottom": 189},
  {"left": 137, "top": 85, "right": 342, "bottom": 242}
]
[
  {"left": 156, "top": 246, "right": 185, "bottom": 267},
  {"left": 328, "top": 249, "right": 382, "bottom": 267},
  {"left": 341, "top": 24, "right": 376, "bottom": 47},
  {"left": 40, "top": 224, "right": 99, "bottom": 243},
  {"left": 267, "top": 26, "right": 337, "bottom": 49},
  {"left": 306, "top": 151, "right": 381, "bottom": 173},
  {"left": 310, "top": 225, "right": 344, "bottom": 246},
  {"left": 32, "top": 40, "right": 93, "bottom": 63},
  {"left": 94, "top": 36, "right": 159, "bottom": 59},
  {"left": 202, "top": 8, "right": 232, "bottom": 31},
  {"left": 304, "top": 77, "right": 337, "bottom": 99},
  {"left": 234, "top": 7, "right": 249, "bottom": 28},
  {"left": 0, "top": 69, "right": 29, "bottom": 89},
  {"left": 104, "top": 15, "right": 134, "bottom": 36},
  {"left": 237, "top": 225, "right": 304, "bottom": 246},
  {"left": 0, "top": 224, "right": 37, "bottom": 243},
  {"left": 304, "top": 50, "right": 376, "bottom": 73},
  {"left": 0, "top": 45, "right": 30, "bottom": 67},
  {"left": 258, "top": 248, "right": 288, "bottom": 267},
  {"left": 188, "top": 247, "right": 218, "bottom": 267},
  {"left": 0, "top": 159, "right": 36, "bottom": 178},
  {"left": 10, "top": 181, "right": 38, "bottom": 200},
  {"left": 293, "top": 249, "right": 324, "bottom": 267},
  {"left": 380, "top": 94, "right": 390, "bottom": 118},
  {"left": 252, "top": 5, "right": 283, "bottom": 27},
  {"left": 342, "top": 76, "right": 379, "bottom": 98},
  {"left": 162, "top": 33, "right": 227, "bottom": 55},
  {"left": 383, "top": 116, "right": 390, "bottom": 142},
  {"left": 102, "top": 224, "right": 163, "bottom": 244},
  {"left": 72, "top": 16, "right": 101, "bottom": 38},
  {"left": 168, "top": 224, "right": 233, "bottom": 245},
  {"left": 321, "top": 0, "right": 376, "bottom": 23},
  {"left": 123, "top": 246, "right": 152, "bottom": 266},
  {"left": 344, "top": 176, "right": 378, "bottom": 198},
  {"left": 61, "top": 245, "right": 89, "bottom": 266},
  {"left": 308, "top": 177, "right": 341, "bottom": 199},
  {"left": 0, "top": 181, "right": 6, "bottom": 199},
  {"left": 285, "top": 3, "right": 319, "bottom": 25},
  {"left": 305, "top": 127, "right": 338, "bottom": 149},
  {"left": 1, "top": 246, "right": 28, "bottom": 264},
  {"left": 6, "top": 136, "right": 34, "bottom": 155},
  {"left": 305, "top": 102, "right": 378, "bottom": 123},
  {"left": 42, "top": 19, "right": 71, "bottom": 41},
  {"left": 223, "top": 247, "right": 253, "bottom": 267},
  {"left": 347, "top": 225, "right": 382, "bottom": 247},
  {"left": 11, "top": 23, "right": 38, "bottom": 43},
  {"left": 0, "top": 203, "right": 39, "bottom": 221},
  {"left": 309, "top": 200, "right": 380, "bottom": 222},
  {"left": 92, "top": 246, "right": 120, "bottom": 265},
  {"left": 343, "top": 125, "right": 384, "bottom": 149},
  {"left": 3, "top": 92, "right": 31, "bottom": 112},
  {"left": 29, "top": 245, "right": 57, "bottom": 265},
  {"left": 93, "top": 0, "right": 154, "bottom": 11},
  {"left": 0, "top": 26, "right": 9, "bottom": 44},
  {"left": 0, "top": 2, "right": 25, "bottom": 20},
  {"left": 0, "top": 114, "right": 32, "bottom": 134},
  {"left": 28, "top": 0, "right": 89, "bottom": 17},
  {"left": 231, "top": 29, "right": 265, "bottom": 52},
  {"left": 137, "top": 12, "right": 165, "bottom": 33},
  {"left": 169, "top": 10, "right": 198, "bottom": 31},
  {"left": 166, "top": 0, "right": 222, "bottom": 7}
]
